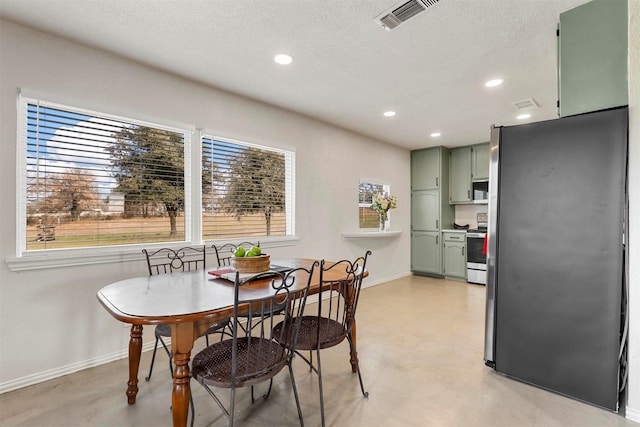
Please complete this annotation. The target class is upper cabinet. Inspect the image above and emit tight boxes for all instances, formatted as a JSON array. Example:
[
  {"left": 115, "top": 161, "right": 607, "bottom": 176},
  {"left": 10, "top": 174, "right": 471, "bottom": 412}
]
[
  {"left": 471, "top": 143, "right": 489, "bottom": 181},
  {"left": 558, "top": 0, "right": 628, "bottom": 117},
  {"left": 449, "top": 147, "right": 472, "bottom": 204},
  {"left": 449, "top": 143, "right": 489, "bottom": 204},
  {"left": 411, "top": 147, "right": 440, "bottom": 190}
]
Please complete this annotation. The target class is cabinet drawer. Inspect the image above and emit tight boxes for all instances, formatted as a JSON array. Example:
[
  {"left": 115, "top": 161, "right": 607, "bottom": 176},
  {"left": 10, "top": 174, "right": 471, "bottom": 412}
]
[{"left": 443, "top": 232, "right": 466, "bottom": 242}]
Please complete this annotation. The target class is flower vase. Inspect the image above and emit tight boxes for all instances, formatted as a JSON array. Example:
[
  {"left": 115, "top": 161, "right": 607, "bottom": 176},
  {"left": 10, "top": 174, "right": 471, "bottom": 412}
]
[{"left": 379, "top": 213, "right": 388, "bottom": 232}]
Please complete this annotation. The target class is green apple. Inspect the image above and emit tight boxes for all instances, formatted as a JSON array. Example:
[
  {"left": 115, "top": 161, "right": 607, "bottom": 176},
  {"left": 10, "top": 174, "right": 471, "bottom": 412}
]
[
  {"left": 234, "top": 247, "right": 246, "bottom": 257},
  {"left": 251, "top": 246, "right": 261, "bottom": 255}
]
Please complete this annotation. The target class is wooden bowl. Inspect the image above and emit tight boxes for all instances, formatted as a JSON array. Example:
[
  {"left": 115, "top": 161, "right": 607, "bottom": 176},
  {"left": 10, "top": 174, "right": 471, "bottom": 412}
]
[{"left": 231, "top": 254, "right": 271, "bottom": 273}]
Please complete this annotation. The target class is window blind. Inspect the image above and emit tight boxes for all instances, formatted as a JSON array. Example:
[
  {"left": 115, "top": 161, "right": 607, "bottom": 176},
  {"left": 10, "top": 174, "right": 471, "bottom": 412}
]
[
  {"left": 202, "top": 136, "right": 294, "bottom": 240},
  {"left": 23, "top": 99, "right": 188, "bottom": 251}
]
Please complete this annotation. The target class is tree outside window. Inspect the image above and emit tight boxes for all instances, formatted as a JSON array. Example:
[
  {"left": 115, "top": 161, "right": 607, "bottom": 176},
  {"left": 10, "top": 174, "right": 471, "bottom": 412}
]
[{"left": 202, "top": 137, "right": 292, "bottom": 240}]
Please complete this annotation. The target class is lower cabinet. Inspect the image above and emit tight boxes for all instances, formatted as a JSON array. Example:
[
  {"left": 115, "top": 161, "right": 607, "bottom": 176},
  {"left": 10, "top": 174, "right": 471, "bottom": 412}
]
[
  {"left": 411, "top": 231, "right": 441, "bottom": 275},
  {"left": 443, "top": 231, "right": 467, "bottom": 279}
]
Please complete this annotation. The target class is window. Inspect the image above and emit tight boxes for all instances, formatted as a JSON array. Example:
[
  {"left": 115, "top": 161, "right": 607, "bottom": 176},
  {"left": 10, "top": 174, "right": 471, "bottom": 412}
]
[
  {"left": 359, "top": 181, "right": 390, "bottom": 228},
  {"left": 202, "top": 136, "right": 295, "bottom": 240},
  {"left": 16, "top": 96, "right": 296, "bottom": 261},
  {"left": 19, "top": 97, "right": 190, "bottom": 252}
]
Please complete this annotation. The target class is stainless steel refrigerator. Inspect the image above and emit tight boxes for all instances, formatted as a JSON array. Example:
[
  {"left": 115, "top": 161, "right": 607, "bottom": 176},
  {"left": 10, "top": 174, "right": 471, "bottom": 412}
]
[{"left": 484, "top": 107, "right": 628, "bottom": 412}]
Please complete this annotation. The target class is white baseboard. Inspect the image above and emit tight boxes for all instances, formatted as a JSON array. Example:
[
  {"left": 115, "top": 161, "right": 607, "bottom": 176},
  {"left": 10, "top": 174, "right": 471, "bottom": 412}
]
[
  {"left": 363, "top": 271, "right": 412, "bottom": 288},
  {"left": 625, "top": 405, "right": 640, "bottom": 423},
  {"left": 0, "top": 341, "right": 157, "bottom": 395}
]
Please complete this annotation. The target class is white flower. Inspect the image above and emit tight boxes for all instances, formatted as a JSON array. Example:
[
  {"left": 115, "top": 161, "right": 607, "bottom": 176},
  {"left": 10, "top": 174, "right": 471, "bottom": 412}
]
[{"left": 371, "top": 193, "right": 397, "bottom": 216}]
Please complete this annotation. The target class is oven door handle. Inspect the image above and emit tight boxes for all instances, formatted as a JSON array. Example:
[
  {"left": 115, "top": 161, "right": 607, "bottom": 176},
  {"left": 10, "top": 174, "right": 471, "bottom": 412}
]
[{"left": 467, "top": 233, "right": 486, "bottom": 238}]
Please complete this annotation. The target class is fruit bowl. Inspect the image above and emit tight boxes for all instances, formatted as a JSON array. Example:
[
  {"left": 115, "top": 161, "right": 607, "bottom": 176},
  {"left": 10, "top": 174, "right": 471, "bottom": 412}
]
[{"left": 231, "top": 253, "right": 271, "bottom": 273}]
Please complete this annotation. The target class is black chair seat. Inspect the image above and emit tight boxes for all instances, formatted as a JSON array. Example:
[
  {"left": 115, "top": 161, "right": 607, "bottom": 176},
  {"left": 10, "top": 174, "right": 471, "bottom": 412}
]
[
  {"left": 192, "top": 337, "right": 287, "bottom": 388},
  {"left": 154, "top": 324, "right": 171, "bottom": 337},
  {"left": 273, "top": 316, "right": 347, "bottom": 351}
]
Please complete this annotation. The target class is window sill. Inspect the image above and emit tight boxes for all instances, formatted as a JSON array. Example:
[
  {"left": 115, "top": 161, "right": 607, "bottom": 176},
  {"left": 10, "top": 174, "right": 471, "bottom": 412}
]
[
  {"left": 5, "top": 236, "right": 300, "bottom": 272},
  {"left": 341, "top": 230, "right": 402, "bottom": 240}
]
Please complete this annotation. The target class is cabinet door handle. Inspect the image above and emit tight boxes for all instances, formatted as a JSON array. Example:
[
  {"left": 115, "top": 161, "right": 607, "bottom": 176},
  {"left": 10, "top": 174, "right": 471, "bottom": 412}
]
[
  {"left": 468, "top": 190, "right": 471, "bottom": 198},
  {"left": 436, "top": 177, "right": 439, "bottom": 187},
  {"left": 462, "top": 247, "right": 465, "bottom": 256},
  {"left": 436, "top": 219, "right": 439, "bottom": 229},
  {"left": 436, "top": 235, "right": 439, "bottom": 245}
]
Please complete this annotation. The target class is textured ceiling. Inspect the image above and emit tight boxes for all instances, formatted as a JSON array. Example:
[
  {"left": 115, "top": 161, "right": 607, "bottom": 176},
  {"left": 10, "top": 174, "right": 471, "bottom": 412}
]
[{"left": 0, "top": 0, "right": 589, "bottom": 149}]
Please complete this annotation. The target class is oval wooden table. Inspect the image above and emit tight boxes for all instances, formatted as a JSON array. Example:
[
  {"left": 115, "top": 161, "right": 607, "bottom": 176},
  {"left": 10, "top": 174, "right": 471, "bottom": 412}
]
[{"left": 97, "top": 258, "right": 363, "bottom": 427}]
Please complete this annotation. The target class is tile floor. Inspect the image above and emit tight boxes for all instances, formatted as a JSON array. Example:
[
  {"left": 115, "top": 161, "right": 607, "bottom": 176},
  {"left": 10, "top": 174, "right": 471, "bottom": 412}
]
[{"left": 0, "top": 275, "right": 636, "bottom": 426}]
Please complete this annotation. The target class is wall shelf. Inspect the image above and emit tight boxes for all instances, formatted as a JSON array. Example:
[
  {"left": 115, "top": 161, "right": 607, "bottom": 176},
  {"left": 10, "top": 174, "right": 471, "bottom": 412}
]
[{"left": 341, "top": 230, "right": 402, "bottom": 240}]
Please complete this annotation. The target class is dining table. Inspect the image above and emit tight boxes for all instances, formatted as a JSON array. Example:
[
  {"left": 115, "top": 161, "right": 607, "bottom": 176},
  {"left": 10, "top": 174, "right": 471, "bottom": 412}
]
[{"left": 97, "top": 258, "right": 363, "bottom": 427}]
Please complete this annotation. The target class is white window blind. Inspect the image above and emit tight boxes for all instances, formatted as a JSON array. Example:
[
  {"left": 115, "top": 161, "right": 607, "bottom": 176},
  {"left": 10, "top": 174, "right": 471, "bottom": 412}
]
[
  {"left": 21, "top": 98, "right": 189, "bottom": 252},
  {"left": 202, "top": 136, "right": 294, "bottom": 240}
]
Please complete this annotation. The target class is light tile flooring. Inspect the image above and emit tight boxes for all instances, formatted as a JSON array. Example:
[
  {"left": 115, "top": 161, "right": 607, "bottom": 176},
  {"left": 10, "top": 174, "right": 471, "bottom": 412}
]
[{"left": 1, "top": 275, "right": 637, "bottom": 427}]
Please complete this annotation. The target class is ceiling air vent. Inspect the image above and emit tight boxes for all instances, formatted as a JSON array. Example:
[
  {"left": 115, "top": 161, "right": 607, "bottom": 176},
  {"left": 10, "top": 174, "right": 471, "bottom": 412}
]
[
  {"left": 513, "top": 98, "right": 539, "bottom": 110},
  {"left": 375, "top": 0, "right": 440, "bottom": 31}
]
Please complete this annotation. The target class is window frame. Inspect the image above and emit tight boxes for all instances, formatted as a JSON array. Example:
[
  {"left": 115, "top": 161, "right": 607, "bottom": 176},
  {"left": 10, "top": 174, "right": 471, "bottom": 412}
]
[
  {"left": 358, "top": 180, "right": 391, "bottom": 229},
  {"left": 200, "top": 134, "right": 295, "bottom": 242},
  {"left": 7, "top": 96, "right": 298, "bottom": 272}
]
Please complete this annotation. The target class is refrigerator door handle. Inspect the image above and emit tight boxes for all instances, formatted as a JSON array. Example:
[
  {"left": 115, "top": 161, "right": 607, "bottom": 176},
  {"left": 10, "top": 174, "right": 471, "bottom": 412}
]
[{"left": 484, "top": 125, "right": 500, "bottom": 368}]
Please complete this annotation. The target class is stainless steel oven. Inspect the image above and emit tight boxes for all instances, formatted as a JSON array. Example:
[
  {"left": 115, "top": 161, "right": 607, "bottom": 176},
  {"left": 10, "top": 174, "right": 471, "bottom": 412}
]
[{"left": 467, "top": 230, "right": 487, "bottom": 285}]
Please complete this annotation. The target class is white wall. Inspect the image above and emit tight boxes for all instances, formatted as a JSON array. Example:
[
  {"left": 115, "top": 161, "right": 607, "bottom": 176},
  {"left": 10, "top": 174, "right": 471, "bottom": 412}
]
[
  {"left": 0, "top": 20, "right": 411, "bottom": 391},
  {"left": 624, "top": 0, "right": 640, "bottom": 421}
]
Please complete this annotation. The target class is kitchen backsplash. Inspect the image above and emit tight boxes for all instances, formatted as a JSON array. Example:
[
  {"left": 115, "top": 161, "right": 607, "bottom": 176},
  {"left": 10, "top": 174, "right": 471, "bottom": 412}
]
[{"left": 455, "top": 204, "right": 488, "bottom": 229}]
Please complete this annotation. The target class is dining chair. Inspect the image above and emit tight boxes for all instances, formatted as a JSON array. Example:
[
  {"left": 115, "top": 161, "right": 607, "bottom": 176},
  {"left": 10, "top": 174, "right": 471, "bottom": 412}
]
[
  {"left": 141, "top": 246, "right": 231, "bottom": 381},
  {"left": 211, "top": 240, "right": 287, "bottom": 403},
  {"left": 191, "top": 263, "right": 318, "bottom": 427},
  {"left": 273, "top": 250, "right": 372, "bottom": 427}
]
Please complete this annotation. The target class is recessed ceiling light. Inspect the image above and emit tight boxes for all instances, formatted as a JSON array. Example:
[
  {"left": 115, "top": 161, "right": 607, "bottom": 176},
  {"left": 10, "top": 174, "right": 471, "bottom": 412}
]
[
  {"left": 383, "top": 111, "right": 396, "bottom": 117},
  {"left": 430, "top": 132, "right": 441, "bottom": 138},
  {"left": 485, "top": 78, "right": 504, "bottom": 88},
  {"left": 274, "top": 53, "right": 293, "bottom": 65},
  {"left": 517, "top": 113, "right": 531, "bottom": 120}
]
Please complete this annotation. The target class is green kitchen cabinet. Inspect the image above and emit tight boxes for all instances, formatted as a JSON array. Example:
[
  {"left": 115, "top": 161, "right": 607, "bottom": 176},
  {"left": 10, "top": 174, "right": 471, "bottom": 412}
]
[
  {"left": 443, "top": 231, "right": 467, "bottom": 279},
  {"left": 411, "top": 231, "right": 441, "bottom": 275},
  {"left": 411, "top": 146, "right": 454, "bottom": 276},
  {"left": 411, "top": 146, "right": 441, "bottom": 190},
  {"left": 558, "top": 0, "right": 628, "bottom": 117},
  {"left": 449, "top": 147, "right": 472, "bottom": 204},
  {"left": 471, "top": 143, "right": 490, "bottom": 181},
  {"left": 412, "top": 190, "right": 440, "bottom": 231}
]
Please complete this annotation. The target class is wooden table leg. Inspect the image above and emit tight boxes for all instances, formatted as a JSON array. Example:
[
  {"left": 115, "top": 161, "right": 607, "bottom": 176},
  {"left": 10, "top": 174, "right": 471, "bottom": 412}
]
[
  {"left": 349, "top": 320, "right": 358, "bottom": 373},
  {"left": 172, "top": 322, "right": 196, "bottom": 427},
  {"left": 127, "top": 324, "right": 143, "bottom": 404}
]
